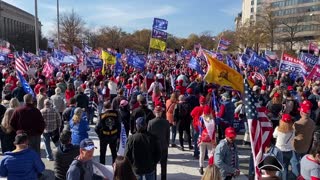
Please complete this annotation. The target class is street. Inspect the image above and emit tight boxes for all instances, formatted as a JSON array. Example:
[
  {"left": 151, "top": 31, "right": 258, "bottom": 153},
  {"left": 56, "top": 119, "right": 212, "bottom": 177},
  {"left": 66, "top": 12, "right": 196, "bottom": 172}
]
[{"left": 34, "top": 125, "right": 251, "bottom": 180}]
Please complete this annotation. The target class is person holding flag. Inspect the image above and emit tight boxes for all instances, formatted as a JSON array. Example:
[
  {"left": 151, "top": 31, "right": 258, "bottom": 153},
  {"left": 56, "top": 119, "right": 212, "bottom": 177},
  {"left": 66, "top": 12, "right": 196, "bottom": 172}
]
[{"left": 198, "top": 105, "right": 216, "bottom": 175}]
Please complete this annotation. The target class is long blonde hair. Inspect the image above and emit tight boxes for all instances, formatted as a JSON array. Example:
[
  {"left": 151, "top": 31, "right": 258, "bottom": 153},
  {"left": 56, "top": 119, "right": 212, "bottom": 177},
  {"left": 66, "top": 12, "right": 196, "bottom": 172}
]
[
  {"left": 72, "top": 108, "right": 83, "bottom": 124},
  {"left": 1, "top": 108, "right": 15, "bottom": 134},
  {"left": 277, "top": 120, "right": 293, "bottom": 133}
]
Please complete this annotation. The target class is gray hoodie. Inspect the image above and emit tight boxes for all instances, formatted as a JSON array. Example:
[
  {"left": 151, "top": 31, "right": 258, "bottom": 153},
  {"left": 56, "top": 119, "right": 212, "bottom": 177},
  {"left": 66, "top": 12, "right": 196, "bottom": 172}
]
[{"left": 66, "top": 158, "right": 94, "bottom": 180}]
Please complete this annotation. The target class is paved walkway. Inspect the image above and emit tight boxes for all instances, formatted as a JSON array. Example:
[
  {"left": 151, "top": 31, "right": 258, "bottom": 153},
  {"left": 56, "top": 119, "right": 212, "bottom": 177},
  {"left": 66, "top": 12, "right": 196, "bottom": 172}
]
[{"left": 0, "top": 125, "right": 251, "bottom": 180}]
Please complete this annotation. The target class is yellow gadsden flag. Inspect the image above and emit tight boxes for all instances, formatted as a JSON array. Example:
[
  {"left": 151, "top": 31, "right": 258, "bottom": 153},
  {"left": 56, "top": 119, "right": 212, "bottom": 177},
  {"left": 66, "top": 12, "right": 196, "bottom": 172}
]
[
  {"left": 204, "top": 53, "right": 248, "bottom": 93},
  {"left": 101, "top": 50, "right": 116, "bottom": 65},
  {"left": 150, "top": 38, "right": 166, "bottom": 51}
]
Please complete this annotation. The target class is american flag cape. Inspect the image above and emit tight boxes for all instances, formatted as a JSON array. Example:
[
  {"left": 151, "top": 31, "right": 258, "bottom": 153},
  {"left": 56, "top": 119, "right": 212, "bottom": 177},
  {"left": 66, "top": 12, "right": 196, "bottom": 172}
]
[
  {"left": 243, "top": 77, "right": 273, "bottom": 179},
  {"left": 15, "top": 56, "right": 29, "bottom": 75}
]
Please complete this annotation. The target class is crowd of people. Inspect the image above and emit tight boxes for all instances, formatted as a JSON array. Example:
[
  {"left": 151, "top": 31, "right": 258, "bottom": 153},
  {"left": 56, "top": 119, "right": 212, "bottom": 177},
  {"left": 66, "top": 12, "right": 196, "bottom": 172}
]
[{"left": 0, "top": 47, "right": 318, "bottom": 180}]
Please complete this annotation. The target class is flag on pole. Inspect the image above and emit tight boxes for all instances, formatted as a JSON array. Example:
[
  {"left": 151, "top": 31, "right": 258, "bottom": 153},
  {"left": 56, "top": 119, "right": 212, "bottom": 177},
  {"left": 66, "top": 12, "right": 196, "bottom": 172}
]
[
  {"left": 15, "top": 56, "right": 29, "bottom": 75},
  {"left": 152, "top": 18, "right": 168, "bottom": 30},
  {"left": 204, "top": 52, "right": 249, "bottom": 93},
  {"left": 150, "top": 38, "right": 166, "bottom": 51},
  {"left": 101, "top": 50, "right": 116, "bottom": 65},
  {"left": 17, "top": 71, "right": 35, "bottom": 97},
  {"left": 117, "top": 123, "right": 127, "bottom": 156},
  {"left": 212, "top": 92, "right": 220, "bottom": 113},
  {"left": 43, "top": 61, "right": 54, "bottom": 78},
  {"left": 217, "top": 38, "right": 231, "bottom": 51},
  {"left": 243, "top": 77, "right": 273, "bottom": 179}
]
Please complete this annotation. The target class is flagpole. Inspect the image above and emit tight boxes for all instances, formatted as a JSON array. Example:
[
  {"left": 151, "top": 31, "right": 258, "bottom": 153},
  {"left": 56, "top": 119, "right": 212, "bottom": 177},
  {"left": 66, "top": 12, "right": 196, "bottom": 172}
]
[
  {"left": 216, "top": 36, "right": 222, "bottom": 52},
  {"left": 57, "top": 0, "right": 60, "bottom": 50}
]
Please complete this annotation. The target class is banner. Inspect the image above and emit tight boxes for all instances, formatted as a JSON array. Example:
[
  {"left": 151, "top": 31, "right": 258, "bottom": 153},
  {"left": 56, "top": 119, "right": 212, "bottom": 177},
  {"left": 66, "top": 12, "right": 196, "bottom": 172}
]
[
  {"left": 188, "top": 57, "right": 204, "bottom": 75},
  {"left": 150, "top": 38, "right": 166, "bottom": 51},
  {"left": 101, "top": 50, "right": 116, "bottom": 65},
  {"left": 265, "top": 50, "right": 278, "bottom": 61},
  {"left": 153, "top": 18, "right": 168, "bottom": 30},
  {"left": 309, "top": 42, "right": 319, "bottom": 54},
  {"left": 306, "top": 64, "right": 320, "bottom": 80},
  {"left": 86, "top": 56, "right": 102, "bottom": 69},
  {"left": 114, "top": 59, "right": 123, "bottom": 77},
  {"left": 280, "top": 53, "right": 307, "bottom": 75},
  {"left": 127, "top": 50, "right": 146, "bottom": 70},
  {"left": 117, "top": 123, "right": 127, "bottom": 156},
  {"left": 248, "top": 53, "right": 269, "bottom": 70},
  {"left": 299, "top": 53, "right": 319, "bottom": 72},
  {"left": 152, "top": 29, "right": 168, "bottom": 40}
]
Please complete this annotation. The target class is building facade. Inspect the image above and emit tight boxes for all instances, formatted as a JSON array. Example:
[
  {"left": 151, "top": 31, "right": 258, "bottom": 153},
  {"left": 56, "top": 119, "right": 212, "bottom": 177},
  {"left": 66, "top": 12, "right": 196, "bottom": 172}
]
[
  {"left": 240, "top": 0, "right": 320, "bottom": 40},
  {"left": 0, "top": 1, "right": 41, "bottom": 42}
]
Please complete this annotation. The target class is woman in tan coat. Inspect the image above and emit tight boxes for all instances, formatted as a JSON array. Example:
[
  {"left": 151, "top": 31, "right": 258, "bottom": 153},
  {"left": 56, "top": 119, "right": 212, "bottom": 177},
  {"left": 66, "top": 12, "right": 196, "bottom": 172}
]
[{"left": 166, "top": 93, "right": 178, "bottom": 147}]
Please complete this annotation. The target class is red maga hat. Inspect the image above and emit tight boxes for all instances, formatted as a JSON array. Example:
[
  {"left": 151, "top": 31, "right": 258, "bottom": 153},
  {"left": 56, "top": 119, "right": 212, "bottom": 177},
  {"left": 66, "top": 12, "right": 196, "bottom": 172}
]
[{"left": 281, "top": 114, "right": 292, "bottom": 123}]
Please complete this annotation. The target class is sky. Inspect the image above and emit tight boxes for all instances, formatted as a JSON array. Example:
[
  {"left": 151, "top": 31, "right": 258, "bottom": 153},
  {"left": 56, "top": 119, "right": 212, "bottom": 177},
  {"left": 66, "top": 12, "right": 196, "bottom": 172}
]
[{"left": 3, "top": 0, "right": 242, "bottom": 38}]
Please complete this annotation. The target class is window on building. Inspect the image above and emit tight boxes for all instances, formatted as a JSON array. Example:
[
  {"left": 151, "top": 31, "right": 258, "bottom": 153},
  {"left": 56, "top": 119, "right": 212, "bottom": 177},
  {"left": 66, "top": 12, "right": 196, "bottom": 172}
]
[
  {"left": 251, "top": 7, "right": 254, "bottom": 13},
  {"left": 251, "top": 0, "right": 254, "bottom": 5}
]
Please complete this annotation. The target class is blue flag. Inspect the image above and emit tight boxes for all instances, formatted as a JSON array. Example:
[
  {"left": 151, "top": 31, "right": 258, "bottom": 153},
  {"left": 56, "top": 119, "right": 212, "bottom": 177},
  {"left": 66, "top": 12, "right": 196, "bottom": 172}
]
[
  {"left": 245, "top": 48, "right": 255, "bottom": 57},
  {"left": 153, "top": 18, "right": 168, "bottom": 30},
  {"left": 152, "top": 28, "right": 168, "bottom": 40},
  {"left": 86, "top": 56, "right": 102, "bottom": 69},
  {"left": 188, "top": 57, "right": 204, "bottom": 75},
  {"left": 17, "top": 71, "right": 35, "bottom": 97},
  {"left": 299, "top": 53, "right": 319, "bottom": 72},
  {"left": 212, "top": 92, "right": 219, "bottom": 113},
  {"left": 226, "top": 55, "right": 240, "bottom": 72},
  {"left": 248, "top": 53, "right": 270, "bottom": 70},
  {"left": 126, "top": 50, "right": 146, "bottom": 70},
  {"left": 114, "top": 59, "right": 123, "bottom": 77}
]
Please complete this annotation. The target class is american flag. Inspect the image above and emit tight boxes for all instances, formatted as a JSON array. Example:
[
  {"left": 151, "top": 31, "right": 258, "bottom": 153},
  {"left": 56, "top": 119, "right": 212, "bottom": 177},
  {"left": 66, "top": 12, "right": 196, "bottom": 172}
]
[
  {"left": 252, "top": 72, "right": 266, "bottom": 84},
  {"left": 243, "top": 77, "right": 273, "bottom": 179},
  {"left": 42, "top": 61, "right": 54, "bottom": 78},
  {"left": 15, "top": 56, "right": 29, "bottom": 75}
]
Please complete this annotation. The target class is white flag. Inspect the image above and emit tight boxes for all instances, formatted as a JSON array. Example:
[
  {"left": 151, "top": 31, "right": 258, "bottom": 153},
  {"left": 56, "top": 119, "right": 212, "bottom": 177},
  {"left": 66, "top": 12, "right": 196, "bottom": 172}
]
[{"left": 117, "top": 123, "right": 127, "bottom": 156}]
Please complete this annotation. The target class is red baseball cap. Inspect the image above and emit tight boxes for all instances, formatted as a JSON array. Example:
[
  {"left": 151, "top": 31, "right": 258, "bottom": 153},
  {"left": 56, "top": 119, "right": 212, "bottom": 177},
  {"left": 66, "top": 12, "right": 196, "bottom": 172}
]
[
  {"left": 203, "top": 106, "right": 211, "bottom": 115},
  {"left": 275, "top": 80, "right": 280, "bottom": 86},
  {"left": 261, "top": 85, "right": 267, "bottom": 91},
  {"left": 299, "top": 104, "right": 311, "bottom": 114},
  {"left": 273, "top": 92, "right": 280, "bottom": 98},
  {"left": 199, "top": 96, "right": 206, "bottom": 104},
  {"left": 225, "top": 127, "right": 237, "bottom": 138},
  {"left": 207, "top": 88, "right": 213, "bottom": 94},
  {"left": 287, "top": 86, "right": 293, "bottom": 91},
  {"left": 281, "top": 114, "right": 292, "bottom": 123},
  {"left": 186, "top": 88, "right": 193, "bottom": 94}
]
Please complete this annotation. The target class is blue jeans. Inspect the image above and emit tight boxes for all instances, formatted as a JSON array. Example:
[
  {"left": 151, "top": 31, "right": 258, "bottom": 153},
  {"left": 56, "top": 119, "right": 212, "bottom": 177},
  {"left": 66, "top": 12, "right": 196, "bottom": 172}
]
[
  {"left": 193, "top": 131, "right": 199, "bottom": 157},
  {"left": 136, "top": 170, "right": 155, "bottom": 180},
  {"left": 290, "top": 151, "right": 302, "bottom": 178},
  {"left": 282, "top": 151, "right": 293, "bottom": 180},
  {"left": 43, "top": 132, "right": 58, "bottom": 159},
  {"left": 171, "top": 125, "right": 176, "bottom": 145}
]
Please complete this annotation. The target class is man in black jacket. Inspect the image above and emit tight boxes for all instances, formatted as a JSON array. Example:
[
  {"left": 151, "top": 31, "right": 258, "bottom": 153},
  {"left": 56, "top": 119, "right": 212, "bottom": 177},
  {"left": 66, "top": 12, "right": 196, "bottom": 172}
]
[
  {"left": 62, "top": 98, "right": 77, "bottom": 130},
  {"left": 95, "top": 101, "right": 121, "bottom": 164},
  {"left": 148, "top": 106, "right": 170, "bottom": 180},
  {"left": 125, "top": 117, "right": 161, "bottom": 180},
  {"left": 130, "top": 95, "right": 155, "bottom": 134},
  {"left": 54, "top": 130, "right": 79, "bottom": 180},
  {"left": 74, "top": 86, "right": 89, "bottom": 110},
  {"left": 12, "top": 82, "right": 26, "bottom": 103}
]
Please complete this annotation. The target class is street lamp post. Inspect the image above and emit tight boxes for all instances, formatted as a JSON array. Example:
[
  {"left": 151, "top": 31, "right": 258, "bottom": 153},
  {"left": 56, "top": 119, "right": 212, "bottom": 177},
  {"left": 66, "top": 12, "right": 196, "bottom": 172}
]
[
  {"left": 34, "top": 0, "right": 39, "bottom": 55},
  {"left": 0, "top": 0, "right": 3, "bottom": 39},
  {"left": 57, "top": 0, "right": 60, "bottom": 49}
]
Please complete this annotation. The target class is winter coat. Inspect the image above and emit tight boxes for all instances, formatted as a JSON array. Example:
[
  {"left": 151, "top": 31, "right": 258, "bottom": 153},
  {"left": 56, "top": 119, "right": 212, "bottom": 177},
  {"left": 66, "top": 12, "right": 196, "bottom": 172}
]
[{"left": 0, "top": 148, "right": 45, "bottom": 180}]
